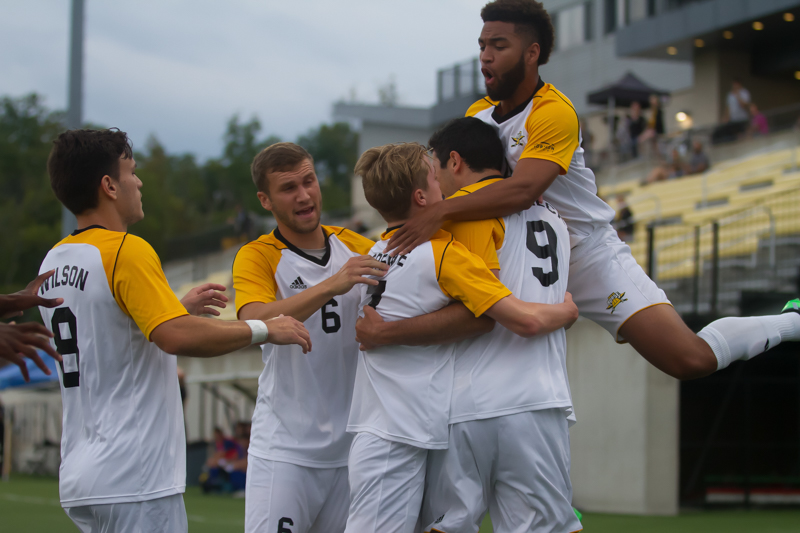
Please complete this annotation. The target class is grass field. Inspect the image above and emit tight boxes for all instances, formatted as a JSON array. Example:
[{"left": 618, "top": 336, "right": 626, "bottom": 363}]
[{"left": 2, "top": 474, "right": 800, "bottom": 532}]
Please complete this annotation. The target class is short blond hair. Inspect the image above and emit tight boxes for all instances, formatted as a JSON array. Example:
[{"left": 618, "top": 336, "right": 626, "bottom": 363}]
[{"left": 355, "top": 143, "right": 429, "bottom": 221}]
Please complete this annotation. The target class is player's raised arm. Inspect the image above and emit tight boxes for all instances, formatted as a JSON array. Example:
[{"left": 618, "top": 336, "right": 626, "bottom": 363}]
[
  {"left": 237, "top": 254, "right": 387, "bottom": 323},
  {"left": 386, "top": 158, "right": 559, "bottom": 255},
  {"left": 355, "top": 302, "right": 495, "bottom": 351},
  {"left": 0, "top": 269, "right": 64, "bottom": 319},
  {"left": 485, "top": 291, "right": 578, "bottom": 338},
  {"left": 150, "top": 314, "right": 310, "bottom": 357},
  {"left": 436, "top": 237, "right": 577, "bottom": 339}
]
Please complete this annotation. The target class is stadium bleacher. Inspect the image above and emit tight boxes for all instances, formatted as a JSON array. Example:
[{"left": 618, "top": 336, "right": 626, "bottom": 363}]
[{"left": 599, "top": 147, "right": 800, "bottom": 291}]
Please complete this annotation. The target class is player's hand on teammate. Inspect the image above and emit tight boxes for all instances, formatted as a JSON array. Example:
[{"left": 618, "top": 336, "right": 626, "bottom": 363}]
[
  {"left": 0, "top": 270, "right": 64, "bottom": 319},
  {"left": 326, "top": 255, "right": 388, "bottom": 296},
  {"left": 385, "top": 201, "right": 445, "bottom": 256},
  {"left": 264, "top": 315, "right": 312, "bottom": 353},
  {"left": 355, "top": 306, "right": 387, "bottom": 351},
  {"left": 181, "top": 283, "right": 229, "bottom": 316},
  {"left": 0, "top": 321, "right": 62, "bottom": 382},
  {"left": 562, "top": 292, "right": 579, "bottom": 329}
]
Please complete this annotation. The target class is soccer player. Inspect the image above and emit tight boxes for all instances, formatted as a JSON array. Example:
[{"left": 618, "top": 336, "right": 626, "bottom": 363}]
[
  {"left": 428, "top": 117, "right": 577, "bottom": 532},
  {"left": 345, "top": 142, "right": 578, "bottom": 533},
  {"left": 232, "top": 142, "right": 390, "bottom": 533},
  {"left": 38, "top": 129, "right": 310, "bottom": 533},
  {"left": 387, "top": 0, "right": 800, "bottom": 380},
  {"left": 357, "top": 118, "right": 579, "bottom": 533}
]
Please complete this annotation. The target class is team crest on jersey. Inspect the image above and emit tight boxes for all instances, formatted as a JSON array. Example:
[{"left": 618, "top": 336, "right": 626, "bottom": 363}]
[
  {"left": 606, "top": 292, "right": 627, "bottom": 313},
  {"left": 511, "top": 131, "right": 526, "bottom": 147},
  {"left": 289, "top": 276, "right": 307, "bottom": 289},
  {"left": 533, "top": 141, "right": 555, "bottom": 153}
]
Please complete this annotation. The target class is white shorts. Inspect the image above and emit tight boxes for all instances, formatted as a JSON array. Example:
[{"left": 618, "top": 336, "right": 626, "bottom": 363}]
[
  {"left": 421, "top": 410, "right": 581, "bottom": 533},
  {"left": 64, "top": 493, "right": 187, "bottom": 533},
  {"left": 345, "top": 432, "right": 428, "bottom": 533},
  {"left": 569, "top": 224, "right": 670, "bottom": 342},
  {"left": 245, "top": 455, "right": 349, "bottom": 533}
]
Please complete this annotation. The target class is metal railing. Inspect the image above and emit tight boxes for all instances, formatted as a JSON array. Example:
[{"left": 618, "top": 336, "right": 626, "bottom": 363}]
[{"left": 646, "top": 188, "right": 799, "bottom": 317}]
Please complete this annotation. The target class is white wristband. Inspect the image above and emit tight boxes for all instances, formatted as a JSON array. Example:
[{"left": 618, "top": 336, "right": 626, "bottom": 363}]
[{"left": 245, "top": 320, "right": 269, "bottom": 345}]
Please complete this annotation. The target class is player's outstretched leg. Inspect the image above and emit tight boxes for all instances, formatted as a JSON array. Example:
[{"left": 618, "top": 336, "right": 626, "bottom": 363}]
[
  {"left": 620, "top": 300, "right": 800, "bottom": 379},
  {"left": 695, "top": 299, "right": 800, "bottom": 371}
]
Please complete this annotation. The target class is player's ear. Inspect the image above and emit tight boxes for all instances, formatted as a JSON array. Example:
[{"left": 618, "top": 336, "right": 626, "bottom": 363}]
[
  {"left": 99, "top": 175, "right": 118, "bottom": 201},
  {"left": 449, "top": 151, "right": 461, "bottom": 173},
  {"left": 257, "top": 191, "right": 273, "bottom": 211},
  {"left": 412, "top": 187, "right": 427, "bottom": 207},
  {"left": 525, "top": 41, "right": 540, "bottom": 66}
]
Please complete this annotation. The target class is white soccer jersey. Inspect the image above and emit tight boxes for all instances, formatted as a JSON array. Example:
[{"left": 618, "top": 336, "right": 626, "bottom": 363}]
[
  {"left": 445, "top": 194, "right": 575, "bottom": 424},
  {"left": 233, "top": 226, "right": 374, "bottom": 468},
  {"left": 38, "top": 227, "right": 189, "bottom": 508},
  {"left": 347, "top": 229, "right": 511, "bottom": 449},
  {"left": 467, "top": 78, "right": 616, "bottom": 242}
]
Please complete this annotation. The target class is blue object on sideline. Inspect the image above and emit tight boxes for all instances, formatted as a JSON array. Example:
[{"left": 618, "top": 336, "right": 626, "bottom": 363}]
[{"left": 0, "top": 351, "right": 59, "bottom": 390}]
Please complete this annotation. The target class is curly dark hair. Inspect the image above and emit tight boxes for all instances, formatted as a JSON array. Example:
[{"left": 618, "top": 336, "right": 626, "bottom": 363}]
[{"left": 481, "top": 0, "right": 555, "bottom": 65}]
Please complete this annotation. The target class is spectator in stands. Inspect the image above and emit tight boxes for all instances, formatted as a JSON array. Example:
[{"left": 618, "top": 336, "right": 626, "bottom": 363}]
[
  {"left": 628, "top": 101, "right": 647, "bottom": 159},
  {"left": 638, "top": 95, "right": 665, "bottom": 158},
  {"left": 0, "top": 271, "right": 63, "bottom": 382},
  {"left": 201, "top": 424, "right": 249, "bottom": 494},
  {"left": 228, "top": 422, "right": 250, "bottom": 495},
  {"left": 713, "top": 79, "right": 752, "bottom": 143},
  {"left": 645, "top": 148, "right": 685, "bottom": 184},
  {"left": 614, "top": 194, "right": 635, "bottom": 242},
  {"left": 747, "top": 103, "right": 769, "bottom": 137},
  {"left": 201, "top": 427, "right": 243, "bottom": 492},
  {"left": 686, "top": 140, "right": 710, "bottom": 175},
  {"left": 231, "top": 204, "right": 256, "bottom": 241},
  {"left": 723, "top": 79, "right": 751, "bottom": 125}
]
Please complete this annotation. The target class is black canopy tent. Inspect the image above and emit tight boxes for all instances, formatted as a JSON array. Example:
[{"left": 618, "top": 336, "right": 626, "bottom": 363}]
[{"left": 587, "top": 72, "right": 670, "bottom": 143}]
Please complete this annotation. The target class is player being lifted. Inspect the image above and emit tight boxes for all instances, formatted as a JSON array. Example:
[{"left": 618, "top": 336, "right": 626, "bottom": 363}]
[
  {"left": 345, "top": 142, "right": 578, "bottom": 533},
  {"left": 388, "top": 0, "right": 800, "bottom": 380},
  {"left": 39, "top": 129, "right": 310, "bottom": 533},
  {"left": 232, "top": 142, "right": 392, "bottom": 533}
]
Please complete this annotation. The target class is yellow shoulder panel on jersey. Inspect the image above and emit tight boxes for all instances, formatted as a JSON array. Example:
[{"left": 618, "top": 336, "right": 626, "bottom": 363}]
[
  {"left": 232, "top": 232, "right": 286, "bottom": 316},
  {"left": 325, "top": 225, "right": 374, "bottom": 255},
  {"left": 444, "top": 179, "right": 506, "bottom": 269},
  {"left": 54, "top": 228, "right": 186, "bottom": 339},
  {"left": 54, "top": 227, "right": 125, "bottom": 292},
  {"left": 430, "top": 230, "right": 511, "bottom": 317},
  {"left": 112, "top": 234, "right": 189, "bottom": 340},
  {"left": 521, "top": 83, "right": 580, "bottom": 175},
  {"left": 465, "top": 97, "right": 496, "bottom": 117}
]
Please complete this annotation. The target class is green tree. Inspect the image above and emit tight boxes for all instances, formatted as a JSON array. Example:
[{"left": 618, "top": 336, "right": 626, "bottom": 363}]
[
  {"left": 203, "top": 115, "right": 281, "bottom": 215},
  {"left": 298, "top": 122, "right": 358, "bottom": 215},
  {"left": 0, "top": 94, "right": 63, "bottom": 294},
  {"left": 128, "top": 137, "right": 207, "bottom": 256}
]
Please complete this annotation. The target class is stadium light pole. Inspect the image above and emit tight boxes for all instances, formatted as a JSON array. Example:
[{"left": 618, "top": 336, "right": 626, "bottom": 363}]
[{"left": 62, "top": 0, "right": 85, "bottom": 237}]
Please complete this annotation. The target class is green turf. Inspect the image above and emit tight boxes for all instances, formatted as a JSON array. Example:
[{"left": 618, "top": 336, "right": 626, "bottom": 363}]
[
  {"left": 0, "top": 474, "right": 244, "bottom": 532},
  {"left": 2, "top": 474, "right": 800, "bottom": 532}
]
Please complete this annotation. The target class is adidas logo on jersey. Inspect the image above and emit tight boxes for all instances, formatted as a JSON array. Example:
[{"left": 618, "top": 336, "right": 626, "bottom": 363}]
[{"left": 289, "top": 276, "right": 307, "bottom": 290}]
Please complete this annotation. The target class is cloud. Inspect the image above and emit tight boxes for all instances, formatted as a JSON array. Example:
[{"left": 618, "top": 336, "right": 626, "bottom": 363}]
[{"left": 1, "top": 0, "right": 486, "bottom": 159}]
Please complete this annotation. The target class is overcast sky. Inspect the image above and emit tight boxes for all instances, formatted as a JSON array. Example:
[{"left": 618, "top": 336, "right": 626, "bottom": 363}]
[{"left": 1, "top": 0, "right": 492, "bottom": 159}]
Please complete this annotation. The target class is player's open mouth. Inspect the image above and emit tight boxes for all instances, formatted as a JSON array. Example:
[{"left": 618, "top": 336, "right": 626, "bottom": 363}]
[
  {"left": 296, "top": 206, "right": 315, "bottom": 218},
  {"left": 482, "top": 68, "right": 496, "bottom": 86}
]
